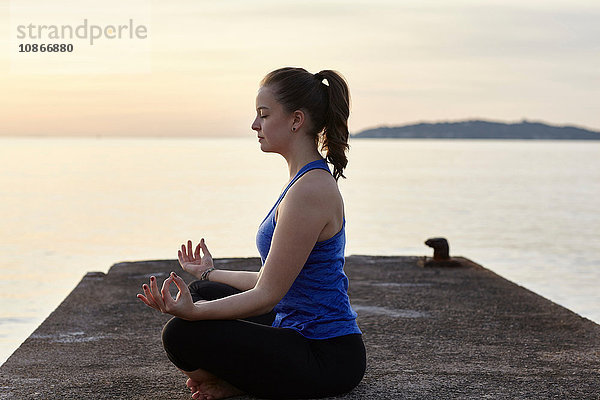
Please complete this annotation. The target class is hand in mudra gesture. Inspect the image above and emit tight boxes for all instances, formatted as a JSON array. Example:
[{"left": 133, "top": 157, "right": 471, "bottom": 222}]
[{"left": 178, "top": 238, "right": 213, "bottom": 278}]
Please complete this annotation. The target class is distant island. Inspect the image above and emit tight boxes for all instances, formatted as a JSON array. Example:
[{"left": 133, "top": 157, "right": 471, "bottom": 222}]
[{"left": 352, "top": 119, "right": 600, "bottom": 140}]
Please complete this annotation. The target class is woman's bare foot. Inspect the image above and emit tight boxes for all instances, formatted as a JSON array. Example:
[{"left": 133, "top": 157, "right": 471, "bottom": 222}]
[
  {"left": 183, "top": 368, "right": 217, "bottom": 397},
  {"left": 186, "top": 378, "right": 201, "bottom": 396},
  {"left": 185, "top": 375, "right": 243, "bottom": 400}
]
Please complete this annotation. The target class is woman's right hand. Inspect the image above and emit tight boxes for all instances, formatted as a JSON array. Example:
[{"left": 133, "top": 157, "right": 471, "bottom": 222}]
[{"left": 178, "top": 238, "right": 214, "bottom": 279}]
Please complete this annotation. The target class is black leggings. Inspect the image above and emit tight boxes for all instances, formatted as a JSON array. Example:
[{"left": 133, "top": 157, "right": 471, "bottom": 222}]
[{"left": 162, "top": 281, "right": 366, "bottom": 399}]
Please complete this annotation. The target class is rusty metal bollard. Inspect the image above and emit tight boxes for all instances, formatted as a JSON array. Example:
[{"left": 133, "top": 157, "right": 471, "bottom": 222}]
[
  {"left": 420, "top": 237, "right": 463, "bottom": 268},
  {"left": 425, "top": 237, "right": 450, "bottom": 260}
]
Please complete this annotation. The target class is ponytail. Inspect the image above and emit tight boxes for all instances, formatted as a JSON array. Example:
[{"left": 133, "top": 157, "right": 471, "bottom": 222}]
[
  {"left": 315, "top": 70, "right": 350, "bottom": 180},
  {"left": 260, "top": 67, "right": 351, "bottom": 180}
]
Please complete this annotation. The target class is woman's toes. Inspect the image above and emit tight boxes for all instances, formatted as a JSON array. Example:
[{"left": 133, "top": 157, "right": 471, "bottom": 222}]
[{"left": 187, "top": 377, "right": 199, "bottom": 388}]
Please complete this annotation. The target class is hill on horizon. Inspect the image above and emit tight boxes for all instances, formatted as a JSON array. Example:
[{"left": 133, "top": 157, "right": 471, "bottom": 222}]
[{"left": 352, "top": 119, "right": 600, "bottom": 140}]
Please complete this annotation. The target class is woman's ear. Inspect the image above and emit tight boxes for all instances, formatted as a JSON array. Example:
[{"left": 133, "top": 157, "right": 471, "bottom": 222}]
[{"left": 291, "top": 110, "right": 306, "bottom": 132}]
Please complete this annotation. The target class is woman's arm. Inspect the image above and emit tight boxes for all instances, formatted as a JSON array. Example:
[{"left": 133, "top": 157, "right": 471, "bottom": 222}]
[
  {"left": 177, "top": 239, "right": 259, "bottom": 291},
  {"left": 140, "top": 173, "right": 332, "bottom": 320},
  {"left": 206, "top": 269, "right": 259, "bottom": 292}
]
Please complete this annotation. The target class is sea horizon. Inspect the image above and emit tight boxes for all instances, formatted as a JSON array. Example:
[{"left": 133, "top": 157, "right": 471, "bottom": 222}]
[{"left": 1, "top": 137, "right": 598, "bottom": 364}]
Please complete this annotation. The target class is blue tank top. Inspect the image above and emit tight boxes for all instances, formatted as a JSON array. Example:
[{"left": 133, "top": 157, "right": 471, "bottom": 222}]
[{"left": 256, "top": 158, "right": 361, "bottom": 339}]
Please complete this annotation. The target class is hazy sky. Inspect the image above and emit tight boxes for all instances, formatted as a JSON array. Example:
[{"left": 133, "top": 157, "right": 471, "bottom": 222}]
[{"left": 1, "top": 0, "right": 599, "bottom": 136}]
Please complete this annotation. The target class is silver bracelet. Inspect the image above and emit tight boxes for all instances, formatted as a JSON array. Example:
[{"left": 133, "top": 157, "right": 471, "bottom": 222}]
[{"left": 200, "top": 267, "right": 215, "bottom": 281}]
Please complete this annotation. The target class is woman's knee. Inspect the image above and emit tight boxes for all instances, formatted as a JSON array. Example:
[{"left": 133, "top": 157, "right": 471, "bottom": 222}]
[
  {"left": 161, "top": 317, "right": 202, "bottom": 371},
  {"left": 161, "top": 317, "right": 188, "bottom": 353},
  {"left": 162, "top": 317, "right": 234, "bottom": 372},
  {"left": 162, "top": 317, "right": 226, "bottom": 353}
]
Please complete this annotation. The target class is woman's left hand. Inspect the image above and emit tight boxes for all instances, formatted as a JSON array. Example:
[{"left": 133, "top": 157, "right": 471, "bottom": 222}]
[{"left": 137, "top": 272, "right": 198, "bottom": 320}]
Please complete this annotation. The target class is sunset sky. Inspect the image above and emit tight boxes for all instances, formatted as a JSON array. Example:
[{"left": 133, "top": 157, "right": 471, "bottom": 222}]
[{"left": 1, "top": 0, "right": 599, "bottom": 137}]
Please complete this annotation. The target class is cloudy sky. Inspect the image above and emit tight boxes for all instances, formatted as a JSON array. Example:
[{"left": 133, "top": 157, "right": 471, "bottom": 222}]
[{"left": 0, "top": 0, "right": 599, "bottom": 136}]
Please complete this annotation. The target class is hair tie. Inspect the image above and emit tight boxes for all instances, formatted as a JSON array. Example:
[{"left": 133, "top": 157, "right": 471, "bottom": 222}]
[{"left": 314, "top": 72, "right": 329, "bottom": 86}]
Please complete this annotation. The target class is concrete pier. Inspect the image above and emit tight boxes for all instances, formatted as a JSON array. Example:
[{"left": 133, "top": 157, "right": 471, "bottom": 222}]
[{"left": 1, "top": 255, "right": 599, "bottom": 399}]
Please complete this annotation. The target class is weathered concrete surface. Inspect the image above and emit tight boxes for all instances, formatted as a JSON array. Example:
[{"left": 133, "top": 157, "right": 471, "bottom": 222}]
[{"left": 1, "top": 256, "right": 599, "bottom": 399}]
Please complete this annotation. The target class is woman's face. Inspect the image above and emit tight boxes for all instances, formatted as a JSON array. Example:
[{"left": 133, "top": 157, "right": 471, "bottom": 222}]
[{"left": 252, "top": 86, "right": 293, "bottom": 154}]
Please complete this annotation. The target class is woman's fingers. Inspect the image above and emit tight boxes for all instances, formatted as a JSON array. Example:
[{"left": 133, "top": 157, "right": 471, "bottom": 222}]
[
  {"left": 161, "top": 276, "right": 175, "bottom": 308},
  {"left": 194, "top": 242, "right": 201, "bottom": 259},
  {"left": 138, "top": 272, "right": 191, "bottom": 315},
  {"left": 142, "top": 284, "right": 159, "bottom": 308},
  {"left": 200, "top": 238, "right": 212, "bottom": 258},
  {"left": 181, "top": 244, "right": 188, "bottom": 261},
  {"left": 170, "top": 272, "right": 191, "bottom": 297},
  {"left": 149, "top": 276, "right": 166, "bottom": 312},
  {"left": 137, "top": 293, "right": 154, "bottom": 308},
  {"left": 178, "top": 239, "right": 208, "bottom": 262},
  {"left": 138, "top": 283, "right": 162, "bottom": 312}
]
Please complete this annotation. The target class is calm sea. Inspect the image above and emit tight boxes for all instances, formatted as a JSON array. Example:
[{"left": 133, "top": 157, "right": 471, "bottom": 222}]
[{"left": 1, "top": 137, "right": 599, "bottom": 364}]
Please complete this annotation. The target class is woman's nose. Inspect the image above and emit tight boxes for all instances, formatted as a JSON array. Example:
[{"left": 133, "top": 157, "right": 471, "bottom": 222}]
[{"left": 251, "top": 117, "right": 260, "bottom": 132}]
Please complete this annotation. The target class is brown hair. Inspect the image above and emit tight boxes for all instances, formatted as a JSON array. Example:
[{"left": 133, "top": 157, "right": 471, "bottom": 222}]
[{"left": 260, "top": 67, "right": 351, "bottom": 180}]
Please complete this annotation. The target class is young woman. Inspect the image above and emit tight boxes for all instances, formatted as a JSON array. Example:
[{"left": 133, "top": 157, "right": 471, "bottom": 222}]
[{"left": 138, "top": 67, "right": 365, "bottom": 400}]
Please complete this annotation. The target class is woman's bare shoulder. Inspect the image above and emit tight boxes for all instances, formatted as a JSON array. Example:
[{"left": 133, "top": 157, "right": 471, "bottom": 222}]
[
  {"left": 294, "top": 168, "right": 339, "bottom": 195},
  {"left": 275, "top": 169, "right": 344, "bottom": 241},
  {"left": 281, "top": 168, "right": 341, "bottom": 213}
]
